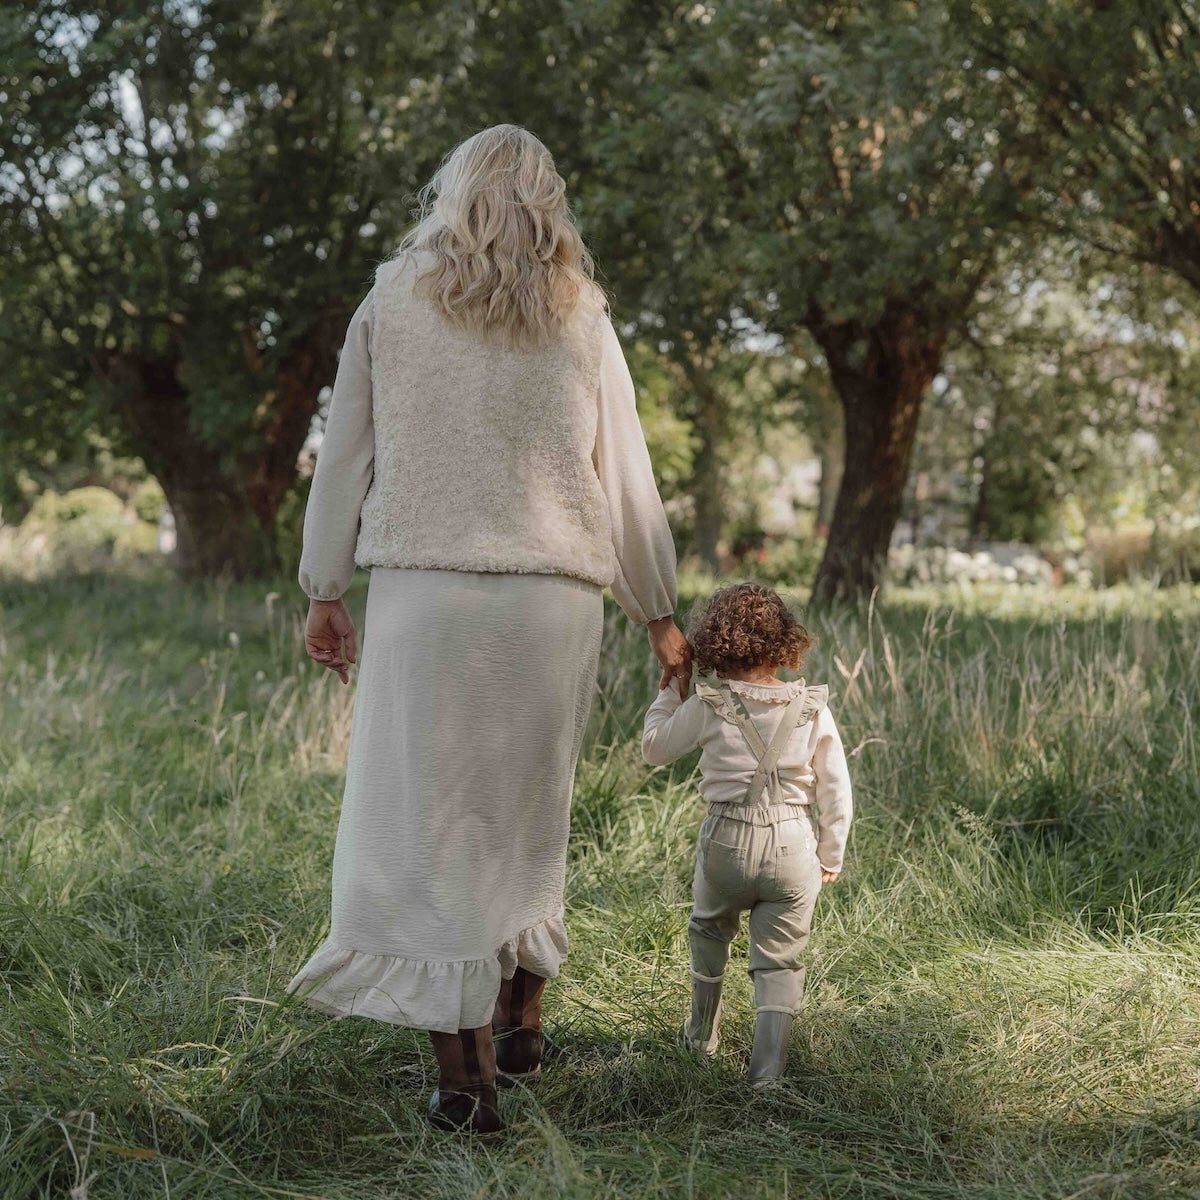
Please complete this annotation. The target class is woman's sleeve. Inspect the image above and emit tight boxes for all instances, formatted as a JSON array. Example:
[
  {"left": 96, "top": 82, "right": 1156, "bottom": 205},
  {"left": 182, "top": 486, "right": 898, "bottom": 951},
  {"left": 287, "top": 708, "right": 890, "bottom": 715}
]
[
  {"left": 812, "top": 707, "right": 854, "bottom": 874},
  {"left": 298, "top": 289, "right": 376, "bottom": 601},
  {"left": 592, "top": 317, "right": 679, "bottom": 625}
]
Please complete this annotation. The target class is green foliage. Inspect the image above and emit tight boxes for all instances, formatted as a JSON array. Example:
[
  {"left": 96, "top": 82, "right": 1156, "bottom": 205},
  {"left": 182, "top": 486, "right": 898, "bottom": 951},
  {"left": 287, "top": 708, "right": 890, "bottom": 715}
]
[
  {"left": 3, "top": 573, "right": 1200, "bottom": 1195},
  {"left": 622, "top": 341, "right": 699, "bottom": 501},
  {"left": 960, "top": 0, "right": 1200, "bottom": 293},
  {"left": 130, "top": 478, "right": 166, "bottom": 525},
  {"left": 973, "top": 429, "right": 1060, "bottom": 544},
  {"left": 0, "top": 0, "right": 462, "bottom": 571},
  {"left": 553, "top": 1, "right": 1027, "bottom": 365},
  {"left": 3, "top": 0, "right": 1199, "bottom": 590},
  {"left": 5, "top": 485, "right": 159, "bottom": 576},
  {"left": 911, "top": 246, "right": 1200, "bottom": 555},
  {"left": 20, "top": 485, "right": 129, "bottom": 563},
  {"left": 751, "top": 536, "right": 827, "bottom": 590},
  {"left": 736, "top": 2, "right": 1027, "bottom": 331},
  {"left": 23, "top": 486, "right": 124, "bottom": 528}
]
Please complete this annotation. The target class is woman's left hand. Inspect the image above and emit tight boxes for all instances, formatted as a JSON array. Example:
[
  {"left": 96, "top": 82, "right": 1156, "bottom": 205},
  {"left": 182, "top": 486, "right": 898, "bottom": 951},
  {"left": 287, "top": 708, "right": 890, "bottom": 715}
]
[
  {"left": 647, "top": 616, "right": 692, "bottom": 700},
  {"left": 305, "top": 598, "right": 358, "bottom": 685}
]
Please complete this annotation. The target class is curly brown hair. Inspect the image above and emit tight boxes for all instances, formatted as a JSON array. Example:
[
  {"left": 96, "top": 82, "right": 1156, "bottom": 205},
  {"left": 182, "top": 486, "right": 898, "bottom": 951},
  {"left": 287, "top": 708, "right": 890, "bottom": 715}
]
[{"left": 687, "top": 583, "right": 814, "bottom": 677}]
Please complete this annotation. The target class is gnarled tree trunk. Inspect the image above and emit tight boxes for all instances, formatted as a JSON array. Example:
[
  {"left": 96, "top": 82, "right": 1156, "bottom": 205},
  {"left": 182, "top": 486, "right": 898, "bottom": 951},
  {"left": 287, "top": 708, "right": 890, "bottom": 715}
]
[
  {"left": 97, "top": 319, "right": 340, "bottom": 578},
  {"left": 809, "top": 307, "right": 948, "bottom": 603}
]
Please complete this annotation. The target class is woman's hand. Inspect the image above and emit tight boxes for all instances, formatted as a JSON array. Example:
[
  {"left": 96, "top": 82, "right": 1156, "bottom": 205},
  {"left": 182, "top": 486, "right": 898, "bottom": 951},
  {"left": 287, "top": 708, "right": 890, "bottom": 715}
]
[
  {"left": 821, "top": 870, "right": 839, "bottom": 886},
  {"left": 305, "top": 598, "right": 358, "bottom": 685},
  {"left": 647, "top": 615, "right": 692, "bottom": 701}
]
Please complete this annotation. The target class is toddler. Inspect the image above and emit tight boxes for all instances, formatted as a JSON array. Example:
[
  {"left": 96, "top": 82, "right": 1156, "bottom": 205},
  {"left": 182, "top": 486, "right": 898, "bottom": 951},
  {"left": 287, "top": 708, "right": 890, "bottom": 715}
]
[{"left": 642, "top": 583, "right": 853, "bottom": 1085}]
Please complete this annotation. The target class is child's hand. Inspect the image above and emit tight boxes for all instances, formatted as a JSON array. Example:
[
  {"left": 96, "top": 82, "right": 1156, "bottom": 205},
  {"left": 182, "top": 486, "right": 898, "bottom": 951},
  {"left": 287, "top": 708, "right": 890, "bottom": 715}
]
[{"left": 821, "top": 870, "right": 838, "bottom": 885}]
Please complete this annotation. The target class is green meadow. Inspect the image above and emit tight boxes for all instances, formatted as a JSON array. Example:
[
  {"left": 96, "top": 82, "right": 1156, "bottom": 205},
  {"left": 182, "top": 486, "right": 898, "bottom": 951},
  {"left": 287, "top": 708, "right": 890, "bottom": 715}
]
[{"left": 3, "top": 571, "right": 1199, "bottom": 1199}]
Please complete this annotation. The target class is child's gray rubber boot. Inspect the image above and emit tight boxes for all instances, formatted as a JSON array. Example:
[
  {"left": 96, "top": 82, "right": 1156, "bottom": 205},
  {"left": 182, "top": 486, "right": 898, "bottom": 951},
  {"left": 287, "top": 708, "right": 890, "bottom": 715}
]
[
  {"left": 747, "top": 1010, "right": 793, "bottom": 1086},
  {"left": 683, "top": 975, "right": 723, "bottom": 1055}
]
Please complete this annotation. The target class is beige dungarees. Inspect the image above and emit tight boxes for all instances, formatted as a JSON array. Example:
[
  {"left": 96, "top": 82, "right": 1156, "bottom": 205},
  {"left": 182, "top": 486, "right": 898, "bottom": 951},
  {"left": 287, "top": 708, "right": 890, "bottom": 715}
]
[{"left": 689, "top": 684, "right": 825, "bottom": 1015}]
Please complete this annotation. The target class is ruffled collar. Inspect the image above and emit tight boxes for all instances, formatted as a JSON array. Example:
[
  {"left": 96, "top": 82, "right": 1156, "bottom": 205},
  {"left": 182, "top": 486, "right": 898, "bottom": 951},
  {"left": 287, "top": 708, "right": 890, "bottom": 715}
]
[{"left": 721, "top": 677, "right": 807, "bottom": 704}]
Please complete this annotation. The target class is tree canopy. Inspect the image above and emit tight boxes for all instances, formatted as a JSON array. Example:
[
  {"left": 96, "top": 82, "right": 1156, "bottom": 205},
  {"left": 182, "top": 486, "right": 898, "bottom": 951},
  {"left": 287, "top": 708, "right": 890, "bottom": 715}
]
[
  {"left": 1, "top": 0, "right": 451, "bottom": 571},
  {"left": 2, "top": 0, "right": 1198, "bottom": 596}
]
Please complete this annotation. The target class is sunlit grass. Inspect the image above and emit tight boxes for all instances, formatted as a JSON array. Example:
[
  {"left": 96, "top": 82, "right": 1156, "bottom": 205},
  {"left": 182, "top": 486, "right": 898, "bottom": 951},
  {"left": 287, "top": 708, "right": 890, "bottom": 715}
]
[{"left": 2, "top": 571, "right": 1199, "bottom": 1198}]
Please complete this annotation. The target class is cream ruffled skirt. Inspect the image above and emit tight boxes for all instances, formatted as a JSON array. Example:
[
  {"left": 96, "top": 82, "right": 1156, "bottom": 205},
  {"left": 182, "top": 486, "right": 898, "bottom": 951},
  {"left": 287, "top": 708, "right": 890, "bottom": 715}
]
[{"left": 288, "top": 568, "right": 603, "bottom": 1033}]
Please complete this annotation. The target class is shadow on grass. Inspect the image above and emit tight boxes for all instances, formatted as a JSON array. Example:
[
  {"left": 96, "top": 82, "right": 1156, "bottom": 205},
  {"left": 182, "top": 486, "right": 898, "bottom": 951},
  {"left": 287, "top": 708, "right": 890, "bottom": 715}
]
[{"left": 9, "top": 983, "right": 1200, "bottom": 1199}]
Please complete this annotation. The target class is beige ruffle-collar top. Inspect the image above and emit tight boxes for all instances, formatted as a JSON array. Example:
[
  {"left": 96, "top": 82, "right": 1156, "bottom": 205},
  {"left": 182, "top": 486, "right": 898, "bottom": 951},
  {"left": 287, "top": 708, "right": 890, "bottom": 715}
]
[{"left": 641, "top": 676, "right": 854, "bottom": 874}]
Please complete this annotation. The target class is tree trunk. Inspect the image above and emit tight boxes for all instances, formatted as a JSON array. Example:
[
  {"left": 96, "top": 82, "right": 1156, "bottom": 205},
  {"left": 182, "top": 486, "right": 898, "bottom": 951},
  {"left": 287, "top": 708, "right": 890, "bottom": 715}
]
[
  {"left": 98, "top": 328, "right": 337, "bottom": 577},
  {"left": 814, "top": 397, "right": 844, "bottom": 535},
  {"left": 808, "top": 308, "right": 947, "bottom": 603},
  {"left": 161, "top": 469, "right": 277, "bottom": 578},
  {"left": 240, "top": 319, "right": 342, "bottom": 534},
  {"left": 969, "top": 439, "right": 994, "bottom": 542},
  {"left": 681, "top": 357, "right": 727, "bottom": 573},
  {"left": 969, "top": 384, "right": 1006, "bottom": 543}
]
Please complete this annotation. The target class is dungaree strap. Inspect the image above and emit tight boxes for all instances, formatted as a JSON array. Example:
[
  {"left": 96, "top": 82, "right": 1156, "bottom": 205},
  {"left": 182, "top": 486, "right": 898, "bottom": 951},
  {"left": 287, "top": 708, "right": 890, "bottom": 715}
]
[
  {"left": 696, "top": 683, "right": 817, "bottom": 807},
  {"left": 740, "top": 690, "right": 809, "bottom": 806}
]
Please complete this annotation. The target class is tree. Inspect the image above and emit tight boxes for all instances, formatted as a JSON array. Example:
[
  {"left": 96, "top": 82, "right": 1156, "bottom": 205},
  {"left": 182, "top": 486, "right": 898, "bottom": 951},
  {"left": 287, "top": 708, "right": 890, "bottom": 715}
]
[
  {"left": 430, "top": 1, "right": 768, "bottom": 570},
  {"left": 904, "top": 244, "right": 1200, "bottom": 556},
  {"left": 0, "top": 1, "right": 451, "bottom": 575},
  {"left": 960, "top": 0, "right": 1200, "bottom": 295},
  {"left": 550, "top": 3, "right": 764, "bottom": 571},
  {"left": 542, "top": 1, "right": 1035, "bottom": 599},
  {"left": 718, "top": 2, "right": 1030, "bottom": 600},
  {"left": 941, "top": 0, "right": 1200, "bottom": 562}
]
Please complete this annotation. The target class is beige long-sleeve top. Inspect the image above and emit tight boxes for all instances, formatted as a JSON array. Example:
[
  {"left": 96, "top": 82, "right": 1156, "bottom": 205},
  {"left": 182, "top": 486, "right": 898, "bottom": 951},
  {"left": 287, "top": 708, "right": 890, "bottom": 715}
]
[
  {"left": 298, "top": 274, "right": 678, "bottom": 625},
  {"left": 642, "top": 678, "right": 854, "bottom": 873}
]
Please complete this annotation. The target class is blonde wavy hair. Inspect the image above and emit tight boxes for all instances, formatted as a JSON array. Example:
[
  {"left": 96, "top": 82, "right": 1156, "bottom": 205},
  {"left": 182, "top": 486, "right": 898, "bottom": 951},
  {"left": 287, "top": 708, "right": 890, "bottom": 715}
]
[{"left": 398, "top": 124, "right": 600, "bottom": 349}]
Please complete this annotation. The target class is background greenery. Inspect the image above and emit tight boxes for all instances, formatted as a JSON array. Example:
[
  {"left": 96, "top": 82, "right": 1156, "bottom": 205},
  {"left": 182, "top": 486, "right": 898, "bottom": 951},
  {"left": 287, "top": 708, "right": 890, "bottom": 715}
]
[
  {"left": 3, "top": 1, "right": 1199, "bottom": 598},
  {"left": 3, "top": 574, "right": 1199, "bottom": 1198},
  {"left": 4, "top": 6, "right": 1200, "bottom": 1196}
]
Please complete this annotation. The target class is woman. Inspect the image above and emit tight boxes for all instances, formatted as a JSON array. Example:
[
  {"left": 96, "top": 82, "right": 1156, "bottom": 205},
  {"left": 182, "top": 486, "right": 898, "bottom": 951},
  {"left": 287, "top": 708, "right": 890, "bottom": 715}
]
[{"left": 287, "top": 124, "right": 688, "bottom": 1134}]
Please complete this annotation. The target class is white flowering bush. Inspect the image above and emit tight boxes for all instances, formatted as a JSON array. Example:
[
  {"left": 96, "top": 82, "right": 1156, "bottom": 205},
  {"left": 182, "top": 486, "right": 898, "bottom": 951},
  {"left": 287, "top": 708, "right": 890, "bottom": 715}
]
[{"left": 889, "top": 544, "right": 1064, "bottom": 588}]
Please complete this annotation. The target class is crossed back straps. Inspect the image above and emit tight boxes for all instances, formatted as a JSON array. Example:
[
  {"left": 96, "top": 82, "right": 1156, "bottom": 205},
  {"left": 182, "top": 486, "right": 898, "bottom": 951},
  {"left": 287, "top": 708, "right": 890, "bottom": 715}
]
[{"left": 695, "top": 681, "right": 827, "bottom": 806}]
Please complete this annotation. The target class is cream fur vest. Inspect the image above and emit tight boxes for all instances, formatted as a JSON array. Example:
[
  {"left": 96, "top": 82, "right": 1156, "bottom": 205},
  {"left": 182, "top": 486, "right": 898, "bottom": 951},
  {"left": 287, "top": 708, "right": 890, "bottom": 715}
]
[{"left": 354, "top": 253, "right": 614, "bottom": 587}]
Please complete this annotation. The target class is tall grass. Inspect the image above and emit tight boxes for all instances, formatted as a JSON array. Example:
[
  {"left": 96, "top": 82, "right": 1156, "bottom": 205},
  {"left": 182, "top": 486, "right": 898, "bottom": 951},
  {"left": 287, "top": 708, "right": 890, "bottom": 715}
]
[{"left": 2, "top": 571, "right": 1199, "bottom": 1199}]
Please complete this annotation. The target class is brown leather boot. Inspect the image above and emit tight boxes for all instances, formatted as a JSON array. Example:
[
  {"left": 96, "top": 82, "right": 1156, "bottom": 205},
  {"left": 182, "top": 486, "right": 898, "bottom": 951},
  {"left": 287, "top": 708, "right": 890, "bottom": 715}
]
[
  {"left": 426, "top": 1025, "right": 502, "bottom": 1135},
  {"left": 492, "top": 966, "right": 546, "bottom": 1085}
]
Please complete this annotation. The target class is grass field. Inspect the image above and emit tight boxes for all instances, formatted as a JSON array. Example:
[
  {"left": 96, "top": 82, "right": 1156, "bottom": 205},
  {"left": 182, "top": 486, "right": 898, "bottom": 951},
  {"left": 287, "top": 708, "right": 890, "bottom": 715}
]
[{"left": 3, "top": 570, "right": 1200, "bottom": 1200}]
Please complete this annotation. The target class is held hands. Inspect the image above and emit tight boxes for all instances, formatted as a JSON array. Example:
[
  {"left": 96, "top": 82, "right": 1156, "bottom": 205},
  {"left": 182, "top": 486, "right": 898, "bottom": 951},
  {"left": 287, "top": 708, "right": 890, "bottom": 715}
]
[
  {"left": 305, "top": 598, "right": 358, "bottom": 685},
  {"left": 647, "top": 615, "right": 692, "bottom": 701}
]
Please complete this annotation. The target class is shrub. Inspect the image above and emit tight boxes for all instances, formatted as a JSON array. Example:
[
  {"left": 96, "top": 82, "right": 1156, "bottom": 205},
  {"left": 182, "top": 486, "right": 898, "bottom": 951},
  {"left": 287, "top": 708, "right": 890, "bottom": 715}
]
[
  {"left": 21, "top": 487, "right": 130, "bottom": 566},
  {"left": 114, "top": 520, "right": 160, "bottom": 561},
  {"left": 131, "top": 478, "right": 167, "bottom": 525},
  {"left": 23, "top": 486, "right": 125, "bottom": 529},
  {"left": 4, "top": 487, "right": 159, "bottom": 577},
  {"left": 1084, "top": 521, "right": 1155, "bottom": 584},
  {"left": 1150, "top": 516, "right": 1200, "bottom": 584}
]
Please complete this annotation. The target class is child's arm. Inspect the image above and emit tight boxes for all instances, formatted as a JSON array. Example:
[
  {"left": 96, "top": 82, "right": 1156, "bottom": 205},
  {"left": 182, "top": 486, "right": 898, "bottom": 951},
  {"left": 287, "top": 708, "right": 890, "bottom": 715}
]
[
  {"left": 641, "top": 688, "right": 707, "bottom": 766},
  {"left": 812, "top": 707, "right": 853, "bottom": 875}
]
